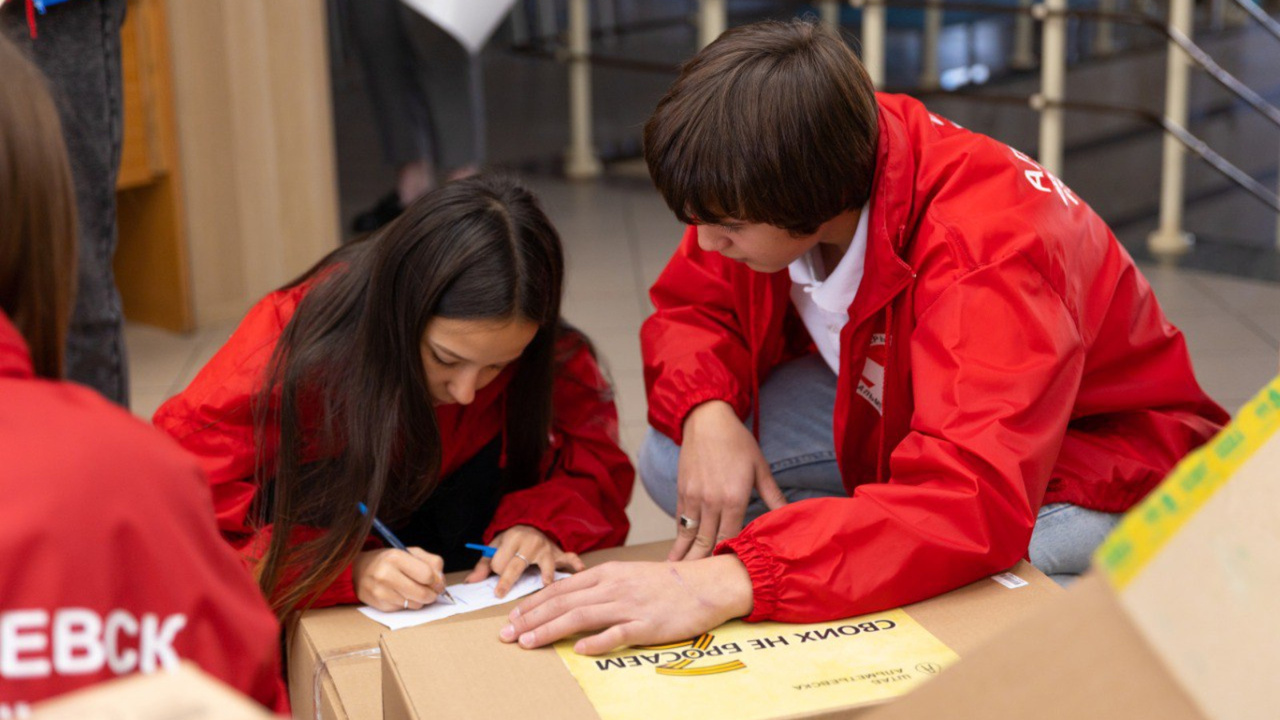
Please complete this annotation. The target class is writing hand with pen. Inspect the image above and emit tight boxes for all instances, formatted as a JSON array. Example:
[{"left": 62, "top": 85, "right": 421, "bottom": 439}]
[
  {"left": 464, "top": 525, "right": 586, "bottom": 598},
  {"left": 353, "top": 502, "right": 456, "bottom": 612}
]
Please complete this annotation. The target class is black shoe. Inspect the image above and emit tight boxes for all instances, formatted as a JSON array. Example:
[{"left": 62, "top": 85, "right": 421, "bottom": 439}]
[{"left": 351, "top": 191, "right": 405, "bottom": 234}]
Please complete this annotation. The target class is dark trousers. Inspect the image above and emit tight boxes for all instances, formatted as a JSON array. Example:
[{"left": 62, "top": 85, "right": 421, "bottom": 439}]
[
  {"left": 395, "top": 438, "right": 504, "bottom": 573},
  {"left": 2, "top": 0, "right": 129, "bottom": 406},
  {"left": 342, "top": 0, "right": 484, "bottom": 172}
]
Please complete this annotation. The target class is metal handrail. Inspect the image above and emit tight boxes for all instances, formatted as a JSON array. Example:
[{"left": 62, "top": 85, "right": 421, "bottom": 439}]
[
  {"left": 1228, "top": 0, "right": 1280, "bottom": 43},
  {"left": 852, "top": 0, "right": 1279, "bottom": 249},
  {"left": 548, "top": 0, "right": 1279, "bottom": 247},
  {"left": 889, "top": 89, "right": 1280, "bottom": 212},
  {"left": 850, "top": 0, "right": 1280, "bottom": 131}
]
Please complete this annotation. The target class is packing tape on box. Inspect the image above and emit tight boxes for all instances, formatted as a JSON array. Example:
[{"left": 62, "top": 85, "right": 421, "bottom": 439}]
[
  {"left": 1096, "top": 374, "right": 1280, "bottom": 589},
  {"left": 312, "top": 645, "right": 380, "bottom": 720}
]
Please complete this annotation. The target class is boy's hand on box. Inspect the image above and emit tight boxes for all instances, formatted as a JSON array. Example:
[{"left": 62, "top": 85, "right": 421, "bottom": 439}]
[
  {"left": 465, "top": 525, "right": 585, "bottom": 597},
  {"left": 499, "top": 554, "right": 754, "bottom": 655},
  {"left": 670, "top": 401, "right": 786, "bottom": 562}
]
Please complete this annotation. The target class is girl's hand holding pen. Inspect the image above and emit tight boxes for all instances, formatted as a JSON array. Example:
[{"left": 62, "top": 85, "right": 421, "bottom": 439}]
[
  {"left": 352, "top": 547, "right": 448, "bottom": 611},
  {"left": 465, "top": 525, "right": 585, "bottom": 598}
]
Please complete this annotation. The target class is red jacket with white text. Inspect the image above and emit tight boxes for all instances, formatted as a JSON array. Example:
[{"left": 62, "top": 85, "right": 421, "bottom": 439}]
[
  {"left": 642, "top": 93, "right": 1228, "bottom": 623},
  {"left": 153, "top": 282, "right": 634, "bottom": 608},
  {"left": 0, "top": 313, "right": 288, "bottom": 714}
]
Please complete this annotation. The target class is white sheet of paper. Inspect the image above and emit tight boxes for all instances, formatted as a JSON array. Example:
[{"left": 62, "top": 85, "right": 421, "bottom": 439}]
[
  {"left": 398, "top": 0, "right": 519, "bottom": 55},
  {"left": 358, "top": 569, "right": 569, "bottom": 631}
]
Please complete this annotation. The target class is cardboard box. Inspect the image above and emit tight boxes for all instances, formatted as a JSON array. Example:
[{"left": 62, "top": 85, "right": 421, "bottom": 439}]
[
  {"left": 31, "top": 663, "right": 274, "bottom": 719},
  {"left": 379, "top": 547, "right": 1061, "bottom": 719},
  {"left": 866, "top": 375, "right": 1280, "bottom": 720},
  {"left": 287, "top": 542, "right": 691, "bottom": 720},
  {"left": 288, "top": 603, "right": 386, "bottom": 720}
]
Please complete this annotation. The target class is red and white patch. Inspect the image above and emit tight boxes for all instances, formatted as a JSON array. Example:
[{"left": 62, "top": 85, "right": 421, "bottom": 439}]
[{"left": 856, "top": 335, "right": 887, "bottom": 415}]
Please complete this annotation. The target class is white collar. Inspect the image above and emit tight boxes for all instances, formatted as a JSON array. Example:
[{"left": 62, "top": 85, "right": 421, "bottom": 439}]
[{"left": 787, "top": 205, "right": 871, "bottom": 313}]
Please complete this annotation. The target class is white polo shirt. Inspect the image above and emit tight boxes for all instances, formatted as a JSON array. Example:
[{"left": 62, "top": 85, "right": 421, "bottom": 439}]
[{"left": 787, "top": 205, "right": 871, "bottom": 375}]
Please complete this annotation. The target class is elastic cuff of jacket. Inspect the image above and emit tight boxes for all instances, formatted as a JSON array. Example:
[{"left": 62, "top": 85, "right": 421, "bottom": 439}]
[
  {"left": 664, "top": 389, "right": 750, "bottom": 446},
  {"left": 715, "top": 535, "right": 781, "bottom": 622}
]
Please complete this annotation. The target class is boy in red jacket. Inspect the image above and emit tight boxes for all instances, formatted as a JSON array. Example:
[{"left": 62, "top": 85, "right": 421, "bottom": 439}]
[{"left": 501, "top": 18, "right": 1227, "bottom": 655}]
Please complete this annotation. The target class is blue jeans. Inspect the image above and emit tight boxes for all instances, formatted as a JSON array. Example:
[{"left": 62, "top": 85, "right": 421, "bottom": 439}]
[{"left": 638, "top": 354, "right": 1121, "bottom": 586}]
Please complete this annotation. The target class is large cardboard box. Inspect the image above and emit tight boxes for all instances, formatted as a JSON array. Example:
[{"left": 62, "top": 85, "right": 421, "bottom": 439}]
[
  {"left": 31, "top": 663, "right": 274, "bottom": 719},
  {"left": 379, "top": 547, "right": 1061, "bottom": 719},
  {"left": 288, "top": 542, "right": 693, "bottom": 720},
  {"left": 866, "top": 375, "right": 1280, "bottom": 720}
]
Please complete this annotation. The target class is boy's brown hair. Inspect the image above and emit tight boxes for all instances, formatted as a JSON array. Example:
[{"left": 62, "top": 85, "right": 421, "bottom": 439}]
[
  {"left": 643, "top": 19, "right": 879, "bottom": 236},
  {"left": 0, "top": 32, "right": 78, "bottom": 379}
]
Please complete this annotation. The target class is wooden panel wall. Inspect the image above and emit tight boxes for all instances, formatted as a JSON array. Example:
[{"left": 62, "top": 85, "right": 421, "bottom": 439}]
[
  {"left": 164, "top": 0, "right": 340, "bottom": 327},
  {"left": 114, "top": 0, "right": 191, "bottom": 331}
]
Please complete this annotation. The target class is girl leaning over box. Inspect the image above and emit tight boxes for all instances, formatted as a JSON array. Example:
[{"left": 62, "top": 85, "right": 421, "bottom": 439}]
[{"left": 154, "top": 175, "right": 634, "bottom": 619}]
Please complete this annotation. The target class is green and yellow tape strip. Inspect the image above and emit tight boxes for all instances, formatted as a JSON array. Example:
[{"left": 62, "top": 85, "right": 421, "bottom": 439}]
[{"left": 1096, "top": 374, "right": 1280, "bottom": 589}]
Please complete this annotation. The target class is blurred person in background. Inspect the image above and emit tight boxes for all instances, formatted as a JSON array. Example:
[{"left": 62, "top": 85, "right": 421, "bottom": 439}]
[
  {"left": 1, "top": 0, "right": 130, "bottom": 406},
  {"left": 344, "top": 0, "right": 484, "bottom": 234}
]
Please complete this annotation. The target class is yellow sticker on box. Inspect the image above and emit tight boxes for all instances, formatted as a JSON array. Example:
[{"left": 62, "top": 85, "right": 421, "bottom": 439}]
[{"left": 555, "top": 609, "right": 959, "bottom": 720}]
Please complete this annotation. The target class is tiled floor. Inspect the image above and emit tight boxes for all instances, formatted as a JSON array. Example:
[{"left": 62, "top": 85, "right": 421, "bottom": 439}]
[{"left": 126, "top": 3, "right": 1280, "bottom": 548}]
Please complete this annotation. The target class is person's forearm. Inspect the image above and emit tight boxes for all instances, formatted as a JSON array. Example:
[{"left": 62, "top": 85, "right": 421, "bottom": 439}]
[
  {"left": 706, "top": 553, "right": 755, "bottom": 620},
  {"left": 682, "top": 400, "right": 739, "bottom": 440}
]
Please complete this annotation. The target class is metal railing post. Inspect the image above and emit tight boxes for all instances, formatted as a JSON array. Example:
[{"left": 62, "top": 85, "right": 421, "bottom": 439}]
[
  {"left": 1093, "top": 0, "right": 1117, "bottom": 55},
  {"left": 859, "top": 0, "right": 887, "bottom": 87},
  {"left": 698, "top": 0, "right": 727, "bottom": 48},
  {"left": 1147, "top": 0, "right": 1196, "bottom": 254},
  {"left": 921, "top": 0, "right": 943, "bottom": 89},
  {"left": 565, "top": 0, "right": 602, "bottom": 179},
  {"left": 1012, "top": 0, "right": 1037, "bottom": 69},
  {"left": 1037, "top": 0, "right": 1067, "bottom": 176},
  {"left": 820, "top": 0, "right": 841, "bottom": 29}
]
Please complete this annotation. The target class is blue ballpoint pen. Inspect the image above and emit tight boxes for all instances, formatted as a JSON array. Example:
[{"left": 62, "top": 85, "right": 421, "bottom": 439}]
[
  {"left": 357, "top": 502, "right": 456, "bottom": 605},
  {"left": 465, "top": 543, "right": 498, "bottom": 558}
]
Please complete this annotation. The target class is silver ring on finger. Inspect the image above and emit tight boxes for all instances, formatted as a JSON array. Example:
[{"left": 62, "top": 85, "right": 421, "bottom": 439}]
[
  {"left": 514, "top": 552, "right": 530, "bottom": 564},
  {"left": 679, "top": 514, "right": 699, "bottom": 530},
  {"left": 403, "top": 598, "right": 409, "bottom": 610}
]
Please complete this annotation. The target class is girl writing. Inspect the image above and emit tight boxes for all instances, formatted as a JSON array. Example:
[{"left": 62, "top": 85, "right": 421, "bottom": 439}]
[{"left": 154, "top": 175, "right": 634, "bottom": 618}]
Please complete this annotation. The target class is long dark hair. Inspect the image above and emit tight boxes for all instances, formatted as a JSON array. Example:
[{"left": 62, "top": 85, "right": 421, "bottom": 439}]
[
  {"left": 253, "top": 175, "right": 564, "bottom": 618},
  {"left": 0, "top": 33, "right": 78, "bottom": 379}
]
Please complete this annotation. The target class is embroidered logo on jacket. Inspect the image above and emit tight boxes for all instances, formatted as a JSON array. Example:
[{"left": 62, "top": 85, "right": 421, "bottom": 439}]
[{"left": 857, "top": 335, "right": 887, "bottom": 415}]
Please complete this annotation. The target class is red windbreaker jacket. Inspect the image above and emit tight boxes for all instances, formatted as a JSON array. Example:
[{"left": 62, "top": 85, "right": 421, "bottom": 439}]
[
  {"left": 642, "top": 94, "right": 1228, "bottom": 624},
  {"left": 0, "top": 313, "right": 288, "bottom": 714},
  {"left": 153, "top": 282, "right": 634, "bottom": 608}
]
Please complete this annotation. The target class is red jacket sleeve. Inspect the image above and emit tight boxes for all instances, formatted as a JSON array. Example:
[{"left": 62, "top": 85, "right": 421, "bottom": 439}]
[
  {"left": 642, "top": 226, "right": 757, "bottom": 444},
  {"left": 152, "top": 291, "right": 360, "bottom": 608},
  {"left": 484, "top": 337, "right": 635, "bottom": 551},
  {"left": 720, "top": 253, "right": 1084, "bottom": 622}
]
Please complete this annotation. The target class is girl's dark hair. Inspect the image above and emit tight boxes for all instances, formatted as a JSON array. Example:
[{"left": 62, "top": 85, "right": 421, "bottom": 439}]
[
  {"left": 254, "top": 175, "right": 564, "bottom": 618},
  {"left": 643, "top": 19, "right": 879, "bottom": 236},
  {"left": 0, "top": 33, "right": 78, "bottom": 379}
]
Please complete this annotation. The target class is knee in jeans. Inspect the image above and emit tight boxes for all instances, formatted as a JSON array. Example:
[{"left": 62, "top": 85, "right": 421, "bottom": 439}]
[{"left": 638, "top": 428, "right": 680, "bottom": 516}]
